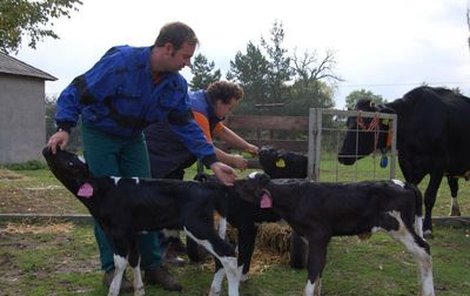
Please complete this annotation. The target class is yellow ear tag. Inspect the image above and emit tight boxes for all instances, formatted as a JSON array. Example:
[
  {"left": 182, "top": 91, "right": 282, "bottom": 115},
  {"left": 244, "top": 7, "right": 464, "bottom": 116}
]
[{"left": 275, "top": 158, "right": 286, "bottom": 168}]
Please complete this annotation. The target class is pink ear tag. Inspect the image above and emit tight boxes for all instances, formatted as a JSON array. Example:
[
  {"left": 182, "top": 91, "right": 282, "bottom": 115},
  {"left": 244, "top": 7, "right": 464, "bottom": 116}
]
[
  {"left": 260, "top": 192, "right": 272, "bottom": 208},
  {"left": 77, "top": 183, "right": 93, "bottom": 198}
]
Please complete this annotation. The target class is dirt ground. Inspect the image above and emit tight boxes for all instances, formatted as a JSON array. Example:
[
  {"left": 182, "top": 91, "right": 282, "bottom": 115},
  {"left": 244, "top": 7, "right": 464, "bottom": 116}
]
[{"left": 0, "top": 169, "right": 86, "bottom": 215}]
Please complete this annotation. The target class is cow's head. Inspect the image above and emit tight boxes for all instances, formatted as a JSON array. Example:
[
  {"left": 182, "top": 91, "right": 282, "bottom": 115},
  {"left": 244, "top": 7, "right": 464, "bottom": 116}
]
[
  {"left": 258, "top": 145, "right": 307, "bottom": 178},
  {"left": 42, "top": 147, "right": 90, "bottom": 187},
  {"left": 337, "top": 100, "right": 393, "bottom": 165},
  {"left": 233, "top": 172, "right": 272, "bottom": 207}
]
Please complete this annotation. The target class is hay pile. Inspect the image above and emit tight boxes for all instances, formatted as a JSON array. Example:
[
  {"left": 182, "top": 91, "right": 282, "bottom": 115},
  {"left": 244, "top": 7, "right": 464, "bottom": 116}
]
[{"left": 225, "top": 221, "right": 293, "bottom": 274}]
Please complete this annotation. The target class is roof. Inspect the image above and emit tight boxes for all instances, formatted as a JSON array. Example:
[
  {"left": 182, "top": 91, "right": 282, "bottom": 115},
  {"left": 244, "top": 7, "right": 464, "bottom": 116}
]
[{"left": 0, "top": 52, "right": 57, "bottom": 81}]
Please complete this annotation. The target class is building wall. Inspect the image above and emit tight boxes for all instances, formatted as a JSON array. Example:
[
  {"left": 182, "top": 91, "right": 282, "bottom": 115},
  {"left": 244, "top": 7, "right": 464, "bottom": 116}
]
[{"left": 0, "top": 74, "right": 46, "bottom": 164}]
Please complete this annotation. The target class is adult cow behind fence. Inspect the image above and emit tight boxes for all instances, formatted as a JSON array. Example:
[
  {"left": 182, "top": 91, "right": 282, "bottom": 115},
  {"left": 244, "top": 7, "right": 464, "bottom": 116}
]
[{"left": 338, "top": 86, "right": 470, "bottom": 238}]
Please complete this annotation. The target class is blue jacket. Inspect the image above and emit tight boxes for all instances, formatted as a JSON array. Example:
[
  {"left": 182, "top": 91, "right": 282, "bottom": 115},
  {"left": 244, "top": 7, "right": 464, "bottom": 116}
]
[
  {"left": 145, "top": 90, "right": 224, "bottom": 178},
  {"left": 55, "top": 45, "right": 216, "bottom": 166}
]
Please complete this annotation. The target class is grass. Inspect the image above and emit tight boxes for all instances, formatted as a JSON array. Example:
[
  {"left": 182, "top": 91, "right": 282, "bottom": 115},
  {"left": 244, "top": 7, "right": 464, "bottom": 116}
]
[
  {"left": 0, "top": 159, "right": 469, "bottom": 295},
  {"left": 1, "top": 222, "right": 469, "bottom": 295}
]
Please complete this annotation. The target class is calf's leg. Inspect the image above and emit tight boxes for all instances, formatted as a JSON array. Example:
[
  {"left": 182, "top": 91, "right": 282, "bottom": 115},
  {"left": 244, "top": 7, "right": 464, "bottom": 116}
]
[
  {"left": 108, "top": 254, "right": 128, "bottom": 296},
  {"left": 184, "top": 226, "right": 240, "bottom": 296},
  {"left": 305, "top": 235, "right": 328, "bottom": 296},
  {"left": 386, "top": 211, "right": 435, "bottom": 296},
  {"left": 236, "top": 221, "right": 258, "bottom": 281},
  {"left": 210, "top": 217, "right": 233, "bottom": 294},
  {"left": 128, "top": 241, "right": 144, "bottom": 296}
]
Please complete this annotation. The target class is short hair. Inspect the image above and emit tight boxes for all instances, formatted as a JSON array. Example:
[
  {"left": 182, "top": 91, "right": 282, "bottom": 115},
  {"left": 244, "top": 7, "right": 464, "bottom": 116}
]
[
  {"left": 154, "top": 21, "right": 199, "bottom": 50},
  {"left": 206, "top": 81, "right": 244, "bottom": 105}
]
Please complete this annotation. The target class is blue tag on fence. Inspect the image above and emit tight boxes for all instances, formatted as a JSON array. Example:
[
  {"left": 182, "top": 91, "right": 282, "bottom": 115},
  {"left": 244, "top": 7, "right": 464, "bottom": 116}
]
[{"left": 380, "top": 155, "right": 388, "bottom": 168}]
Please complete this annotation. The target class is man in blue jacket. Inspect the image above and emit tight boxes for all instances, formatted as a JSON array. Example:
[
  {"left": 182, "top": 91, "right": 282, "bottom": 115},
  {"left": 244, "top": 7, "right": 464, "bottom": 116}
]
[{"left": 47, "top": 21, "right": 236, "bottom": 292}]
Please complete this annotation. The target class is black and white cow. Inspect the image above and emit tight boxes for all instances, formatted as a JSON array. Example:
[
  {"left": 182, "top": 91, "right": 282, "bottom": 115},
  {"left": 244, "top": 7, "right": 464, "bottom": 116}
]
[
  {"left": 42, "top": 147, "right": 241, "bottom": 296},
  {"left": 235, "top": 172, "right": 434, "bottom": 296},
  {"left": 338, "top": 86, "right": 470, "bottom": 237}
]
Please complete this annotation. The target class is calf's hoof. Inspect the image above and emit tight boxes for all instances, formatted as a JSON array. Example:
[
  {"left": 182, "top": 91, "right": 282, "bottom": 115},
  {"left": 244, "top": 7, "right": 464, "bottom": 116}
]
[
  {"left": 423, "top": 230, "right": 433, "bottom": 239},
  {"left": 102, "top": 270, "right": 133, "bottom": 293}
]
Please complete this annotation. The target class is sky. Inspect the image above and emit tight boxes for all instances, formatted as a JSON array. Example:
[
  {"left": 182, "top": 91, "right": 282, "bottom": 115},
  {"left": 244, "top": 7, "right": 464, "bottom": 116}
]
[{"left": 13, "top": 0, "right": 470, "bottom": 109}]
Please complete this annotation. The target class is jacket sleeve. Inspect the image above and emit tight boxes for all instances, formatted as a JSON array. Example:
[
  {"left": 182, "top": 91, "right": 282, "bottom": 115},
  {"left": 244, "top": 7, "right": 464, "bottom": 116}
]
[
  {"left": 54, "top": 47, "right": 123, "bottom": 130},
  {"left": 193, "top": 111, "right": 213, "bottom": 143},
  {"left": 165, "top": 77, "right": 217, "bottom": 167}
]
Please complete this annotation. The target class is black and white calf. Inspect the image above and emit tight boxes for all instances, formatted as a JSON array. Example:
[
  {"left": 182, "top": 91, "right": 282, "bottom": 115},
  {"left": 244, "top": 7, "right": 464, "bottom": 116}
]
[
  {"left": 258, "top": 145, "right": 310, "bottom": 269},
  {"left": 188, "top": 146, "right": 309, "bottom": 279},
  {"left": 193, "top": 173, "right": 280, "bottom": 285},
  {"left": 235, "top": 172, "right": 435, "bottom": 296},
  {"left": 198, "top": 146, "right": 310, "bottom": 280},
  {"left": 42, "top": 147, "right": 241, "bottom": 296}
]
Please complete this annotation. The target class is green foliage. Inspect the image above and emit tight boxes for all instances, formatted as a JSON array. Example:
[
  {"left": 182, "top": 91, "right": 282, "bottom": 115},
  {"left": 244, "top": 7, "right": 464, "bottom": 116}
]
[
  {"left": 0, "top": 0, "right": 82, "bottom": 53},
  {"left": 281, "top": 80, "right": 335, "bottom": 116},
  {"left": 226, "top": 20, "right": 342, "bottom": 117},
  {"left": 345, "top": 88, "right": 385, "bottom": 109},
  {"left": 2, "top": 160, "right": 46, "bottom": 170},
  {"left": 189, "top": 54, "right": 221, "bottom": 90},
  {"left": 227, "top": 41, "right": 270, "bottom": 115},
  {"left": 261, "top": 20, "right": 292, "bottom": 105}
]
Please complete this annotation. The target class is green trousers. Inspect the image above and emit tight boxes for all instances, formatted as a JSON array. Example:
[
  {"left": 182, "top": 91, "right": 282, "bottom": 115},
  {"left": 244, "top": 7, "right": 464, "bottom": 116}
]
[{"left": 81, "top": 124, "right": 161, "bottom": 272}]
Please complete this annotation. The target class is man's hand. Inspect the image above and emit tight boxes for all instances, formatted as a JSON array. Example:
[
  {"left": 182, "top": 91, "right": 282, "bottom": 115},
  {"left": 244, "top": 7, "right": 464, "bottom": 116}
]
[
  {"left": 210, "top": 162, "right": 237, "bottom": 186},
  {"left": 47, "top": 130, "right": 69, "bottom": 154}
]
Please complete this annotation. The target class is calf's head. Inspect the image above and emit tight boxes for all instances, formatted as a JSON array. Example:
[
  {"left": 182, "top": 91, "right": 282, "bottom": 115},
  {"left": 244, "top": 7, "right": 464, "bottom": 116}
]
[
  {"left": 42, "top": 147, "right": 90, "bottom": 186},
  {"left": 258, "top": 145, "right": 307, "bottom": 178},
  {"left": 235, "top": 172, "right": 273, "bottom": 208}
]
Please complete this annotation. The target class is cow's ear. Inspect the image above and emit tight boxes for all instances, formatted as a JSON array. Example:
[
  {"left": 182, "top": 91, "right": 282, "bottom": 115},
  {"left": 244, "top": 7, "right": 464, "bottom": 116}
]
[{"left": 369, "top": 101, "right": 375, "bottom": 109}]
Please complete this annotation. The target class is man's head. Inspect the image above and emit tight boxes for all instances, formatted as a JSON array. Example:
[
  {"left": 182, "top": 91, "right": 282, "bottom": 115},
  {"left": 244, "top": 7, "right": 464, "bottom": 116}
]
[
  {"left": 151, "top": 22, "right": 199, "bottom": 73},
  {"left": 207, "top": 81, "right": 244, "bottom": 118}
]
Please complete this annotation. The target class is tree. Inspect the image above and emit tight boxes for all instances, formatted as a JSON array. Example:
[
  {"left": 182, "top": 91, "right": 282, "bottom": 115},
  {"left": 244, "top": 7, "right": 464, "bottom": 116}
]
[
  {"left": 284, "top": 48, "right": 341, "bottom": 116},
  {"left": 0, "top": 0, "right": 82, "bottom": 53},
  {"left": 189, "top": 54, "right": 221, "bottom": 90},
  {"left": 291, "top": 49, "right": 341, "bottom": 98},
  {"left": 260, "top": 20, "right": 292, "bottom": 105},
  {"left": 345, "top": 89, "right": 385, "bottom": 110},
  {"left": 227, "top": 41, "right": 270, "bottom": 114},
  {"left": 228, "top": 21, "right": 342, "bottom": 116}
]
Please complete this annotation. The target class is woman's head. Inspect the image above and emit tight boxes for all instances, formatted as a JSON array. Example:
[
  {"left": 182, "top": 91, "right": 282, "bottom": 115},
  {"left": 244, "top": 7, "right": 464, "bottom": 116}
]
[{"left": 207, "top": 81, "right": 244, "bottom": 118}]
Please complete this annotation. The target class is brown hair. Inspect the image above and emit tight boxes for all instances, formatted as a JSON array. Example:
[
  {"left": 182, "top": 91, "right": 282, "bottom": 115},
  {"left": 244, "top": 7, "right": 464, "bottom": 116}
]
[
  {"left": 207, "top": 81, "right": 244, "bottom": 104},
  {"left": 154, "top": 22, "right": 199, "bottom": 50}
]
